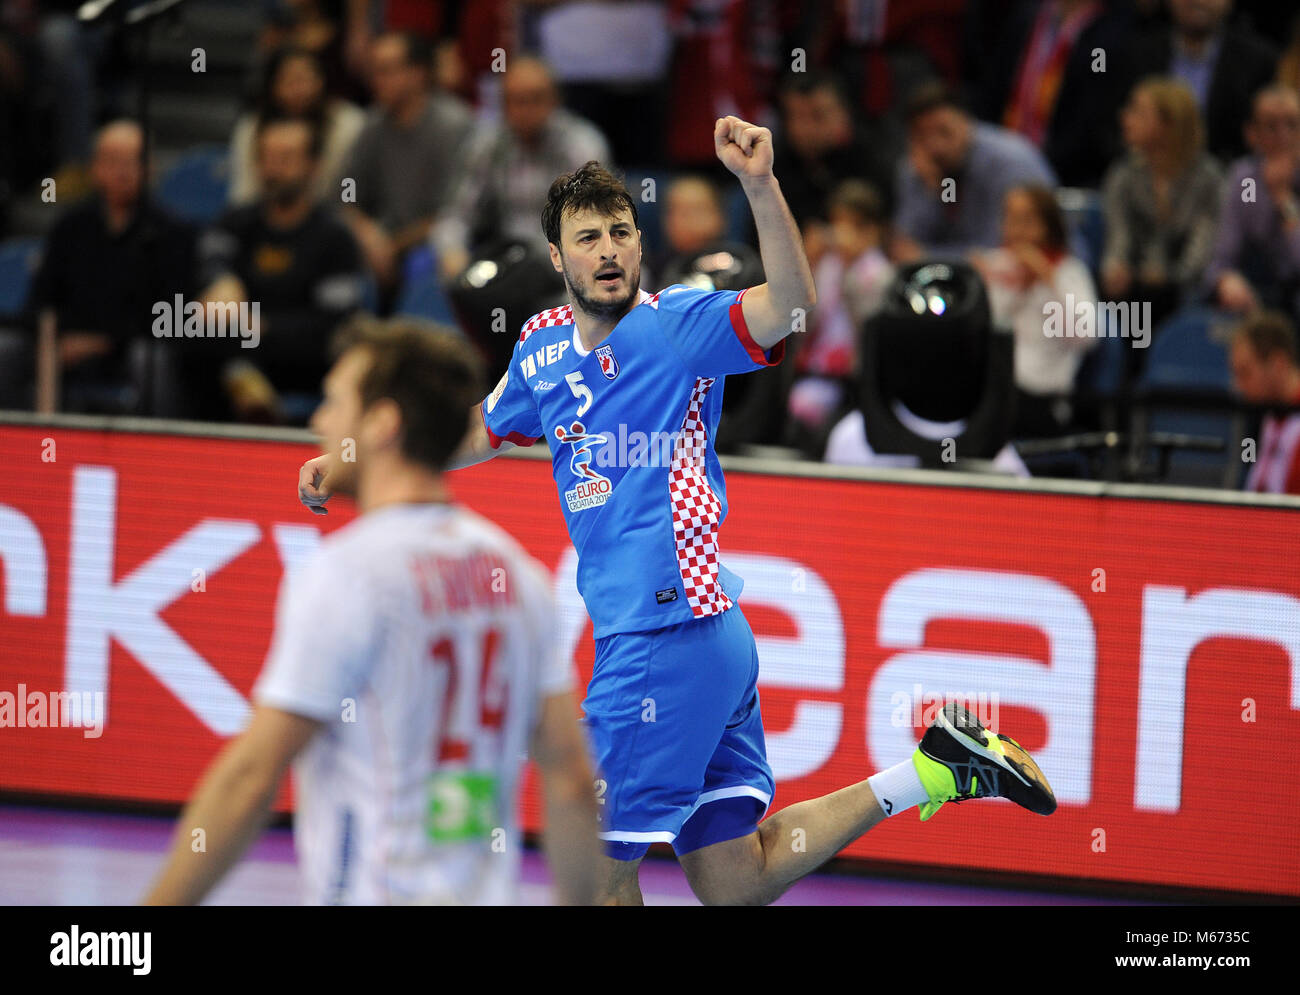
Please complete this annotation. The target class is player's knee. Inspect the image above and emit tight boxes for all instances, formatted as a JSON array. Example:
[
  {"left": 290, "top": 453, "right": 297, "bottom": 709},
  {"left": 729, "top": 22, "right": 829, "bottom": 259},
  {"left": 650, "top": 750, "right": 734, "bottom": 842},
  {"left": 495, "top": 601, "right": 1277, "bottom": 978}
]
[{"left": 680, "top": 831, "right": 772, "bottom": 905}]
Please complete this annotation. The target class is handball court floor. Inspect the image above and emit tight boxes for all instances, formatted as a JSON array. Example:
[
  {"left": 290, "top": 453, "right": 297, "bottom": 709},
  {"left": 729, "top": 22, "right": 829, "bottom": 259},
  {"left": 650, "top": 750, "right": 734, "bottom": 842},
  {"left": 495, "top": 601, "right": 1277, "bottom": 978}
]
[{"left": 0, "top": 804, "right": 1146, "bottom": 905}]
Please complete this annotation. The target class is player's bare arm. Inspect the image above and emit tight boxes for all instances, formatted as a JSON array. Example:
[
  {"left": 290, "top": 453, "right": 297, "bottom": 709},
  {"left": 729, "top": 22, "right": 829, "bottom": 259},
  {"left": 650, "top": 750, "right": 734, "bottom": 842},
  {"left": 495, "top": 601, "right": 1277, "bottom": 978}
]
[
  {"left": 714, "top": 115, "right": 817, "bottom": 350},
  {"left": 445, "top": 401, "right": 515, "bottom": 470},
  {"left": 530, "top": 690, "right": 600, "bottom": 905},
  {"left": 298, "top": 402, "right": 511, "bottom": 513},
  {"left": 142, "top": 706, "right": 321, "bottom": 905}
]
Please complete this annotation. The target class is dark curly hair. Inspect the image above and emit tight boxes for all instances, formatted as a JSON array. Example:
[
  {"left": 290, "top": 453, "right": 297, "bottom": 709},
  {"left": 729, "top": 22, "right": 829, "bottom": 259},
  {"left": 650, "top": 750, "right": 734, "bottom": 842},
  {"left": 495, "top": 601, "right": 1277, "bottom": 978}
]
[{"left": 541, "top": 160, "right": 639, "bottom": 250}]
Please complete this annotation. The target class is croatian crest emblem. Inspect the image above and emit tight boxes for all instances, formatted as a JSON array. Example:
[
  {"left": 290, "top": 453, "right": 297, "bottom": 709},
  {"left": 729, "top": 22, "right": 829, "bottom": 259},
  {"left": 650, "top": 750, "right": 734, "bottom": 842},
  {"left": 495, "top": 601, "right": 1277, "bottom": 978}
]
[{"left": 595, "top": 344, "right": 619, "bottom": 380}]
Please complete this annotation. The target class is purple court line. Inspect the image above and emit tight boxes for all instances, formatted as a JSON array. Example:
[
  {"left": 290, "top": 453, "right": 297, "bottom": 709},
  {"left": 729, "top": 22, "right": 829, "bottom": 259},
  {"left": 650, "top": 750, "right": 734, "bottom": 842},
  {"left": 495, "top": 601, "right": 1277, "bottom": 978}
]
[{"left": 0, "top": 804, "right": 1151, "bottom": 905}]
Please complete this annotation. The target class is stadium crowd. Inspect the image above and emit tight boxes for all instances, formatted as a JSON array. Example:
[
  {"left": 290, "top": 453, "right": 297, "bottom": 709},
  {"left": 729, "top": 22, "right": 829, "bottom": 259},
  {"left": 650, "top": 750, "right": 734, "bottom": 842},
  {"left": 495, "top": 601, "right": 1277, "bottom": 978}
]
[{"left": 1, "top": 0, "right": 1299, "bottom": 493}]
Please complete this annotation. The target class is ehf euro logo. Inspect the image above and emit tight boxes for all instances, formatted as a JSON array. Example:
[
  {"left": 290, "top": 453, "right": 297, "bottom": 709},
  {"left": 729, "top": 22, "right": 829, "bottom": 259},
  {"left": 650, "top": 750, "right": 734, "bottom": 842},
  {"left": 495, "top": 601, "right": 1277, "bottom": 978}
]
[
  {"left": 595, "top": 344, "right": 619, "bottom": 380},
  {"left": 555, "top": 421, "right": 613, "bottom": 512}
]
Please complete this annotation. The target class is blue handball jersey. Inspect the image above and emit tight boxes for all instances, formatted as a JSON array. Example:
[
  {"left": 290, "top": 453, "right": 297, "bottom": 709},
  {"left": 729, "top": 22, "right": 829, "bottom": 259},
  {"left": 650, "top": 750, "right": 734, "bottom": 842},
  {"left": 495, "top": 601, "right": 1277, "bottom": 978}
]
[{"left": 480, "top": 284, "right": 784, "bottom": 638}]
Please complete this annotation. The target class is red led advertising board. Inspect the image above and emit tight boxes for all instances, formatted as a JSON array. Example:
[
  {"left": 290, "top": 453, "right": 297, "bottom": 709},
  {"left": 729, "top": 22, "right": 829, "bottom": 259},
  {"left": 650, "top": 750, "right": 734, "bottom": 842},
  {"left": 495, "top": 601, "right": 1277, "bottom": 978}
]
[{"left": 1, "top": 424, "right": 1297, "bottom": 895}]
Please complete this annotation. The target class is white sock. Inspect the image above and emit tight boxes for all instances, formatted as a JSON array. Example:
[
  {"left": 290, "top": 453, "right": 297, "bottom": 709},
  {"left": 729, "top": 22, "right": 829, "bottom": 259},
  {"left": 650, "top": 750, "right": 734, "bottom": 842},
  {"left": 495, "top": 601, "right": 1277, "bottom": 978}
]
[{"left": 867, "top": 758, "right": 929, "bottom": 817}]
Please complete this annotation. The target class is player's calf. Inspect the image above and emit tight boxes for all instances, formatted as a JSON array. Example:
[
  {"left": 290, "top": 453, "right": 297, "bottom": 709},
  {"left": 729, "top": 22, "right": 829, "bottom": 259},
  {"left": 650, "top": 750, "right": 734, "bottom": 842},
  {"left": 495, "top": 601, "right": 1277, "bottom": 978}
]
[{"left": 595, "top": 854, "right": 645, "bottom": 906}]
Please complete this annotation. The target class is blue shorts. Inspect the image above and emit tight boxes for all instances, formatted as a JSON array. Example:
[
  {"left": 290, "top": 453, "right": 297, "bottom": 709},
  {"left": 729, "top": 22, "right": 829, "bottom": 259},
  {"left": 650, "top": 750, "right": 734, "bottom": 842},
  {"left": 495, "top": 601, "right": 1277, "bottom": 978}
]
[{"left": 581, "top": 604, "right": 774, "bottom": 861}]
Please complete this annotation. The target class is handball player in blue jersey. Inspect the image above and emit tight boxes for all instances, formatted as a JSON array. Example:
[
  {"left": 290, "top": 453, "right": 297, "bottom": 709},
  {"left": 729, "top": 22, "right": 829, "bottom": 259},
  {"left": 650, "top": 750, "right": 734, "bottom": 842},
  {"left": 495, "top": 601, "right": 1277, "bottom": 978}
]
[{"left": 300, "top": 116, "right": 1057, "bottom": 904}]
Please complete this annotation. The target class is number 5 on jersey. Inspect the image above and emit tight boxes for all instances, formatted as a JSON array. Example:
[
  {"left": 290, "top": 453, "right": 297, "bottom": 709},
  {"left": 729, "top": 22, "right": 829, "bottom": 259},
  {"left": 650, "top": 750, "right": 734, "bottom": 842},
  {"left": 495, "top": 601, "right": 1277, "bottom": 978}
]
[{"left": 566, "top": 371, "right": 592, "bottom": 416}]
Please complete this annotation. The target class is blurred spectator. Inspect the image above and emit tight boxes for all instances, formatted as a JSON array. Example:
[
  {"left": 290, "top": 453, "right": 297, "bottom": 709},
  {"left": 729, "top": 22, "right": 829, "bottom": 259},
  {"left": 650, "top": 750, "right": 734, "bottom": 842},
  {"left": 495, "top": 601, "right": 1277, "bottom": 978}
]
[
  {"left": 656, "top": 174, "right": 753, "bottom": 289},
  {"left": 664, "top": 0, "right": 777, "bottom": 170},
  {"left": 788, "top": 180, "right": 895, "bottom": 446},
  {"left": 228, "top": 46, "right": 364, "bottom": 208},
  {"left": 973, "top": 184, "right": 1097, "bottom": 438},
  {"left": 453, "top": 0, "right": 515, "bottom": 108},
  {"left": 0, "top": 4, "right": 103, "bottom": 205},
  {"left": 0, "top": 19, "right": 28, "bottom": 215},
  {"left": 1279, "top": 12, "right": 1300, "bottom": 95},
  {"left": 339, "top": 0, "right": 460, "bottom": 86},
  {"left": 198, "top": 117, "right": 363, "bottom": 422},
  {"left": 772, "top": 72, "right": 895, "bottom": 240},
  {"left": 1203, "top": 85, "right": 1300, "bottom": 321},
  {"left": 1133, "top": 0, "right": 1276, "bottom": 164},
  {"left": 1230, "top": 310, "right": 1300, "bottom": 494},
  {"left": 26, "top": 120, "right": 197, "bottom": 413},
  {"left": 432, "top": 36, "right": 467, "bottom": 99},
  {"left": 431, "top": 56, "right": 610, "bottom": 283},
  {"left": 660, "top": 175, "right": 727, "bottom": 260},
  {"left": 963, "top": 0, "right": 1023, "bottom": 107},
  {"left": 1234, "top": 0, "right": 1293, "bottom": 45},
  {"left": 529, "top": 0, "right": 671, "bottom": 170},
  {"left": 1101, "top": 77, "right": 1222, "bottom": 328},
  {"left": 339, "top": 31, "right": 474, "bottom": 290},
  {"left": 893, "top": 81, "right": 1054, "bottom": 260},
  {"left": 980, "top": 0, "right": 1136, "bottom": 188},
  {"left": 806, "top": 0, "right": 972, "bottom": 122},
  {"left": 259, "top": 0, "right": 356, "bottom": 101},
  {"left": 22, "top": 4, "right": 103, "bottom": 183}
]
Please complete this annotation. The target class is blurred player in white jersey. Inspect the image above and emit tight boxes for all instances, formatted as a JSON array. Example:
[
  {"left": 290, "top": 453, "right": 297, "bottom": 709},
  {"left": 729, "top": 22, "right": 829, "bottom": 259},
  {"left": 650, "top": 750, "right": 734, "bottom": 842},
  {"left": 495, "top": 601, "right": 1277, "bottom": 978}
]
[{"left": 145, "top": 318, "right": 599, "bottom": 905}]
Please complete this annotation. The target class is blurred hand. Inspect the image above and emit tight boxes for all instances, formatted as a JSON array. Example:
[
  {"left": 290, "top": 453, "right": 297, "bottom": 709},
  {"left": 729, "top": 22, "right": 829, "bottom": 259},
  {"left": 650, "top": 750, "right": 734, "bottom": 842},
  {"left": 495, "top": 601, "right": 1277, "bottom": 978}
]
[
  {"left": 58, "top": 331, "right": 112, "bottom": 367},
  {"left": 222, "top": 360, "right": 281, "bottom": 424},
  {"left": 909, "top": 143, "right": 943, "bottom": 192},
  {"left": 438, "top": 246, "right": 470, "bottom": 284},
  {"left": 346, "top": 212, "right": 397, "bottom": 286},
  {"left": 1101, "top": 258, "right": 1132, "bottom": 298},
  {"left": 203, "top": 274, "right": 247, "bottom": 305},
  {"left": 968, "top": 249, "right": 995, "bottom": 283},
  {"left": 1217, "top": 270, "right": 1259, "bottom": 312},
  {"left": 1009, "top": 242, "right": 1053, "bottom": 284},
  {"left": 890, "top": 232, "right": 924, "bottom": 264},
  {"left": 1261, "top": 153, "right": 1299, "bottom": 202}
]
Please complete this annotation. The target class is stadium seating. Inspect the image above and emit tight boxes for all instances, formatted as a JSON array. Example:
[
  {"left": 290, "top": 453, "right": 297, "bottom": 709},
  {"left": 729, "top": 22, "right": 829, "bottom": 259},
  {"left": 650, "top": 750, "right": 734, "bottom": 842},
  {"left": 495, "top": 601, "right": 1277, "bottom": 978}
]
[
  {"left": 1071, "top": 309, "right": 1131, "bottom": 442},
  {"left": 1131, "top": 306, "right": 1243, "bottom": 487},
  {"left": 1074, "top": 308, "right": 1130, "bottom": 397},
  {"left": 156, "top": 145, "right": 230, "bottom": 225},
  {"left": 1056, "top": 187, "right": 1105, "bottom": 276},
  {"left": 394, "top": 274, "right": 457, "bottom": 326},
  {"left": 0, "top": 237, "right": 42, "bottom": 319}
]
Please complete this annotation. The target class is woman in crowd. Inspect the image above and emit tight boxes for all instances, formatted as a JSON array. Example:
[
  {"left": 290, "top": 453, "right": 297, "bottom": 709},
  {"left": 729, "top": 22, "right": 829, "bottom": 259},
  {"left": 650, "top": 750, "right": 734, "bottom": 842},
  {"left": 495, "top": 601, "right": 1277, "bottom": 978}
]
[
  {"left": 1100, "top": 76, "right": 1221, "bottom": 328},
  {"left": 227, "top": 45, "right": 364, "bottom": 207},
  {"left": 973, "top": 183, "right": 1097, "bottom": 438}
]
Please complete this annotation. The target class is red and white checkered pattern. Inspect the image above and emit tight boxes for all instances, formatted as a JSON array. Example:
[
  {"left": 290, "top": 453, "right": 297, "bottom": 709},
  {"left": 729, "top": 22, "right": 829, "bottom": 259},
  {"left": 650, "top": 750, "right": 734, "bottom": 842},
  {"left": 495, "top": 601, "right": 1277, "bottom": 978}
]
[
  {"left": 519, "top": 304, "right": 574, "bottom": 343},
  {"left": 669, "top": 377, "right": 732, "bottom": 618}
]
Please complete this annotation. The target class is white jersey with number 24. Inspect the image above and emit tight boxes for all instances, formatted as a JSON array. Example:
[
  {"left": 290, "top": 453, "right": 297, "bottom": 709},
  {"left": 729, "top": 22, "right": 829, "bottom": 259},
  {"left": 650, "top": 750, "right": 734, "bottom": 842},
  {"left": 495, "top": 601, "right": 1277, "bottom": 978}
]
[{"left": 254, "top": 502, "right": 571, "bottom": 904}]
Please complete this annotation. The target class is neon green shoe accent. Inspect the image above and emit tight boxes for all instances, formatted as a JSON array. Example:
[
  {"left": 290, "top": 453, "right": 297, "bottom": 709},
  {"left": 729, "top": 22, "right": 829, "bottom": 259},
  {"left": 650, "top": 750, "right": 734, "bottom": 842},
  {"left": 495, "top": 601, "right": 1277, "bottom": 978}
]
[{"left": 912, "top": 747, "right": 959, "bottom": 822}]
